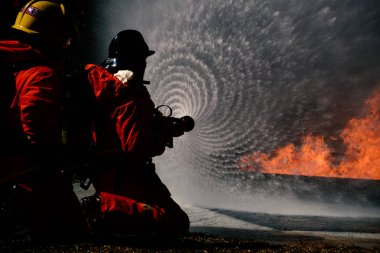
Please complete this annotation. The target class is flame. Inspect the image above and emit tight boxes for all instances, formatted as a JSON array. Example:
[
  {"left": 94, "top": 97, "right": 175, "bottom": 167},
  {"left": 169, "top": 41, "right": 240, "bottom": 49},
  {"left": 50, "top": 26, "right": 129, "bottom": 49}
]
[{"left": 239, "top": 87, "right": 380, "bottom": 180}]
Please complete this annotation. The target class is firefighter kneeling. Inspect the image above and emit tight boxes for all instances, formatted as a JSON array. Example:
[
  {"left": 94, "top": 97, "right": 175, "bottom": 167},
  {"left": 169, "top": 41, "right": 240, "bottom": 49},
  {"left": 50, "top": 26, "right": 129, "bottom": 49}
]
[{"left": 80, "top": 30, "right": 194, "bottom": 235}]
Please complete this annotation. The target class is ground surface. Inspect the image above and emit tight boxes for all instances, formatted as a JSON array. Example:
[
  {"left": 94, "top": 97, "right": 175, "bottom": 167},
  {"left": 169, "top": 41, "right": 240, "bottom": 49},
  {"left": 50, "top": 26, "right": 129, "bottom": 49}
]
[
  {"left": 187, "top": 206, "right": 380, "bottom": 250},
  {"left": 0, "top": 231, "right": 378, "bottom": 252},
  {"left": 1, "top": 184, "right": 379, "bottom": 252},
  {"left": 1, "top": 205, "right": 379, "bottom": 252}
]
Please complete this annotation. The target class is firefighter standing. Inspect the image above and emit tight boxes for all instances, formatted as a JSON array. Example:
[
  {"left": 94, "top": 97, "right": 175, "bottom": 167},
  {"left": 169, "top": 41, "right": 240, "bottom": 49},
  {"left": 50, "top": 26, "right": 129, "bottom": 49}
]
[
  {"left": 81, "top": 30, "right": 190, "bottom": 234},
  {"left": 0, "top": 0, "right": 88, "bottom": 241}
]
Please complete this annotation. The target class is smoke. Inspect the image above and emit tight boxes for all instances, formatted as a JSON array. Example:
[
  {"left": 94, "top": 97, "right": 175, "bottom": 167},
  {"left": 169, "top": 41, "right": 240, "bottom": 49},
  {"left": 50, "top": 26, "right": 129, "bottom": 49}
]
[{"left": 88, "top": 0, "right": 380, "bottom": 213}]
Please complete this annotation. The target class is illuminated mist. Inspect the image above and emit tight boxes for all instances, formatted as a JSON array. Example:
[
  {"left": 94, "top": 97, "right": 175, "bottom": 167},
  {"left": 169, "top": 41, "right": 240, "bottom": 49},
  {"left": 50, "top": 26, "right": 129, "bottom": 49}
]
[{"left": 89, "top": 0, "right": 380, "bottom": 216}]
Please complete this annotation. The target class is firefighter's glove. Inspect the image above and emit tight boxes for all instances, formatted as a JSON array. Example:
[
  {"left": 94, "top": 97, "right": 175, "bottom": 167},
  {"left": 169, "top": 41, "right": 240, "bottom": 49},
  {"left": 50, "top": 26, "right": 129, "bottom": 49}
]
[{"left": 114, "top": 70, "right": 134, "bottom": 84}]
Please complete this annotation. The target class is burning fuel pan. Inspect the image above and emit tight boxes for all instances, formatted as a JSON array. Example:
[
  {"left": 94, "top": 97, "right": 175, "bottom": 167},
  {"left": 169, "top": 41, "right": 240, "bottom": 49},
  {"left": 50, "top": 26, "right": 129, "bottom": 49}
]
[{"left": 241, "top": 172, "right": 380, "bottom": 207}]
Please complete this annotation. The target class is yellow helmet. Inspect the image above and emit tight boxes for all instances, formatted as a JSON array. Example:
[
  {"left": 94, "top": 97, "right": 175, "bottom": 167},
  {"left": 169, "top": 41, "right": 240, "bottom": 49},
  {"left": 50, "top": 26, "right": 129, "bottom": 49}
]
[{"left": 12, "top": 0, "right": 72, "bottom": 50}]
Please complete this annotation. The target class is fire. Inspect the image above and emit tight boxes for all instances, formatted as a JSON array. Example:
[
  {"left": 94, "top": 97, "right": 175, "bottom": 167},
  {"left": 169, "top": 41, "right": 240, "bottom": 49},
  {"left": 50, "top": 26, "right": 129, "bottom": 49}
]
[{"left": 239, "top": 87, "right": 380, "bottom": 180}]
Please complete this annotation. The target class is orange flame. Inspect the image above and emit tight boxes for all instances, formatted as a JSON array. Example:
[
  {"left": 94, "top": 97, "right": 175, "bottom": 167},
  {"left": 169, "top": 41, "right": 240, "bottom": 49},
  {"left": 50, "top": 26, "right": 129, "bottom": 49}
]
[{"left": 239, "top": 87, "right": 380, "bottom": 180}]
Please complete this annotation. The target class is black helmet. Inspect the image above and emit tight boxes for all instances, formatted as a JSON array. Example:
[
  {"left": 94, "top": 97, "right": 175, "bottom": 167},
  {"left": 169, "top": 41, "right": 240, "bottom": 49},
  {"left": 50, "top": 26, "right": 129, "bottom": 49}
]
[{"left": 102, "top": 30, "right": 155, "bottom": 72}]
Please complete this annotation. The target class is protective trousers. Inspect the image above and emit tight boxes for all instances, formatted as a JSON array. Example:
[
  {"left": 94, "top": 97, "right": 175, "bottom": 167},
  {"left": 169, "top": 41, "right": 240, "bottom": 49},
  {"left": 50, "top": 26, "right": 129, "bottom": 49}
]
[{"left": 91, "top": 163, "right": 190, "bottom": 234}]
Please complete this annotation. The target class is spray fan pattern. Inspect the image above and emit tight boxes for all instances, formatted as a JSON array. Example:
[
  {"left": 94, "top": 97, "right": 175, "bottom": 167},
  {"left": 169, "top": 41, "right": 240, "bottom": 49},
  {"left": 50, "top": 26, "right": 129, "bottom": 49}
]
[{"left": 98, "top": 0, "right": 380, "bottom": 203}]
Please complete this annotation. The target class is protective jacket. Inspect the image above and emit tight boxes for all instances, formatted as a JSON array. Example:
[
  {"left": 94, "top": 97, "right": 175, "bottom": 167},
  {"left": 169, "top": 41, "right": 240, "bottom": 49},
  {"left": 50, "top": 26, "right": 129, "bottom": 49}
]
[
  {"left": 0, "top": 40, "right": 62, "bottom": 183},
  {"left": 85, "top": 64, "right": 161, "bottom": 161}
]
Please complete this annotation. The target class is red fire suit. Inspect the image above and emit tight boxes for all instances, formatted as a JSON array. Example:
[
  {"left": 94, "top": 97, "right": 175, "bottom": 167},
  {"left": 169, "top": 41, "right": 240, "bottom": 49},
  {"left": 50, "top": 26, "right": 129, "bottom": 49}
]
[
  {"left": 0, "top": 40, "right": 88, "bottom": 241},
  {"left": 85, "top": 64, "right": 189, "bottom": 234}
]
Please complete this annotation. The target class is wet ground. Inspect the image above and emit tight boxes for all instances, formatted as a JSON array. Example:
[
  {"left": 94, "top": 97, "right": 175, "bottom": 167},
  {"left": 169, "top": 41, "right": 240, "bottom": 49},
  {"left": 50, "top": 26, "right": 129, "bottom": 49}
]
[
  {"left": 1, "top": 208, "right": 379, "bottom": 252},
  {"left": 186, "top": 206, "right": 380, "bottom": 249},
  {"left": 73, "top": 183, "right": 380, "bottom": 250},
  {"left": 5, "top": 182, "right": 378, "bottom": 251}
]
